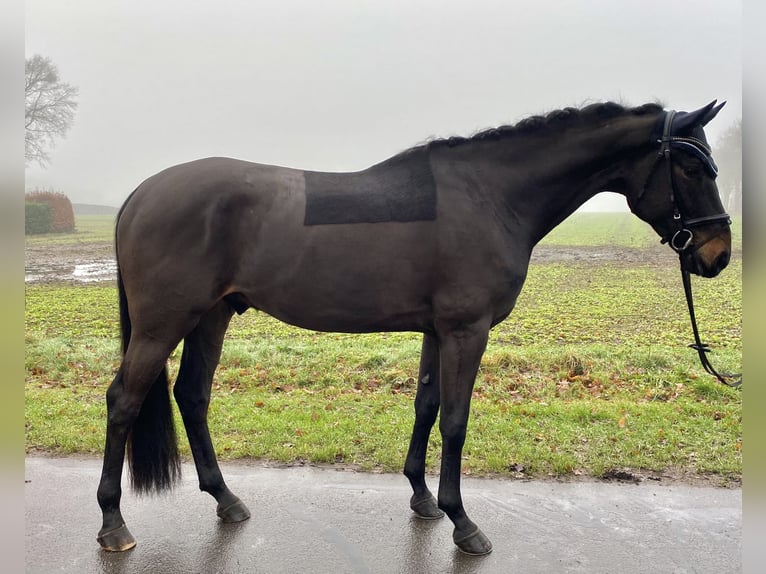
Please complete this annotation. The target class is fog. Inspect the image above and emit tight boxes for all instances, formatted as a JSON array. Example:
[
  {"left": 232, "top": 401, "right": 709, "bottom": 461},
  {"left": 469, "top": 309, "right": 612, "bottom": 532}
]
[{"left": 24, "top": 0, "right": 741, "bottom": 211}]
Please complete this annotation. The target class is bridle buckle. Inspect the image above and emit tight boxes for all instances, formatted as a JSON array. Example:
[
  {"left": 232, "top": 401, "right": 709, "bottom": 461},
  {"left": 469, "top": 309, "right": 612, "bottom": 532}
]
[{"left": 670, "top": 228, "right": 694, "bottom": 252}]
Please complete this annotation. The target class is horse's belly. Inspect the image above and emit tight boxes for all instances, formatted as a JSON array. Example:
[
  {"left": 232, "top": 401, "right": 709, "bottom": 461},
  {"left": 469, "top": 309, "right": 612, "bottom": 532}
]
[
  {"left": 239, "top": 270, "right": 430, "bottom": 333},
  {"left": 258, "top": 296, "right": 433, "bottom": 334},
  {"left": 238, "top": 224, "right": 438, "bottom": 333}
]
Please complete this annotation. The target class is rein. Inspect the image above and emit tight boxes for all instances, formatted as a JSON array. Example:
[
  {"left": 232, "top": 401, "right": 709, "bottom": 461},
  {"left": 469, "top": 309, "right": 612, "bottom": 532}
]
[
  {"left": 643, "top": 110, "right": 741, "bottom": 389},
  {"left": 680, "top": 265, "right": 742, "bottom": 388}
]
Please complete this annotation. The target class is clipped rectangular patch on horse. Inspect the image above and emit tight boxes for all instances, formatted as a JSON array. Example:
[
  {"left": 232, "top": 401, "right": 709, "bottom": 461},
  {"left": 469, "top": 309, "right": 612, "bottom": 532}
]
[{"left": 304, "top": 149, "right": 437, "bottom": 225}]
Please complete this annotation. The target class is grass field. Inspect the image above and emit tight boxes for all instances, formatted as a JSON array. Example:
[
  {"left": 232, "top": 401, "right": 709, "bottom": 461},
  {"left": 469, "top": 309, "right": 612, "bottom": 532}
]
[
  {"left": 25, "top": 213, "right": 742, "bottom": 483},
  {"left": 25, "top": 213, "right": 117, "bottom": 246}
]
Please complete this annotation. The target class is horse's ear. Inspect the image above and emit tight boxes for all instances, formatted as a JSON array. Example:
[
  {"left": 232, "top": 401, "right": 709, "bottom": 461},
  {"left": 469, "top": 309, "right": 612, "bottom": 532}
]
[
  {"left": 700, "top": 100, "right": 726, "bottom": 126},
  {"left": 673, "top": 100, "right": 725, "bottom": 132}
]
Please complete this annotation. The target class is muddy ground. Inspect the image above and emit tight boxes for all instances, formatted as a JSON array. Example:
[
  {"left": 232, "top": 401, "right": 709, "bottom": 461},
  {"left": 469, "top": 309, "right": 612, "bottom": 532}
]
[{"left": 25, "top": 240, "right": 115, "bottom": 283}]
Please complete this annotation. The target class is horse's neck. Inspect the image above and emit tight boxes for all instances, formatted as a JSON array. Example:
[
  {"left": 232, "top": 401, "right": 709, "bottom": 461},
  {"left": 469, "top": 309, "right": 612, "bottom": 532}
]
[{"left": 448, "top": 114, "right": 659, "bottom": 245}]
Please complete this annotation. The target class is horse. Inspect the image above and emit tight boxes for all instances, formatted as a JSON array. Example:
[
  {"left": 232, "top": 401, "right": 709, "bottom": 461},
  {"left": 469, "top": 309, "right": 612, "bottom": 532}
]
[{"left": 96, "top": 101, "right": 731, "bottom": 556}]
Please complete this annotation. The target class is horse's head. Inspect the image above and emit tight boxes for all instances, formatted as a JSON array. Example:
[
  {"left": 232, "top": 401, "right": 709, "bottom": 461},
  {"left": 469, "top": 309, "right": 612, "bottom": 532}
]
[{"left": 628, "top": 101, "right": 731, "bottom": 278}]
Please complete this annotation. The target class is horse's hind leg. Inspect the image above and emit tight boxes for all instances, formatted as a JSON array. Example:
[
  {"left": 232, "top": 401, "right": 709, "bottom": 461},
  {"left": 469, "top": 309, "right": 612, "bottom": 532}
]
[
  {"left": 97, "top": 333, "right": 185, "bottom": 551},
  {"left": 403, "top": 333, "right": 444, "bottom": 519},
  {"left": 173, "top": 300, "right": 251, "bottom": 523}
]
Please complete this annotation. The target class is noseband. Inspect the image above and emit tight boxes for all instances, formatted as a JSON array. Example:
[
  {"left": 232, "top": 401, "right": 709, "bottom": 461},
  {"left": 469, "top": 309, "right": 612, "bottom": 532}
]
[
  {"left": 639, "top": 111, "right": 741, "bottom": 388},
  {"left": 640, "top": 110, "right": 731, "bottom": 253}
]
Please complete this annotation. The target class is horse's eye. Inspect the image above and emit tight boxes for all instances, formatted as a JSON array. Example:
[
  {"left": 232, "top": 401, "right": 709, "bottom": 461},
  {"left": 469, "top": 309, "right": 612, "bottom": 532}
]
[{"left": 681, "top": 164, "right": 702, "bottom": 179}]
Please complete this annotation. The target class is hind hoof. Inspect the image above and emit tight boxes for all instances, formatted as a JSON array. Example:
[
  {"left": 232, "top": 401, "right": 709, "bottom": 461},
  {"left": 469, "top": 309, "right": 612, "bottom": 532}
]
[
  {"left": 410, "top": 494, "right": 445, "bottom": 520},
  {"left": 454, "top": 526, "right": 493, "bottom": 556},
  {"left": 97, "top": 523, "right": 136, "bottom": 552},
  {"left": 217, "top": 497, "right": 251, "bottom": 523}
]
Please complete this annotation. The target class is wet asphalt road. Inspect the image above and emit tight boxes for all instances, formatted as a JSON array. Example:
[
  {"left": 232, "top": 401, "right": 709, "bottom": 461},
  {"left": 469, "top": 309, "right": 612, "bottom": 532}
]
[{"left": 25, "top": 456, "right": 741, "bottom": 573}]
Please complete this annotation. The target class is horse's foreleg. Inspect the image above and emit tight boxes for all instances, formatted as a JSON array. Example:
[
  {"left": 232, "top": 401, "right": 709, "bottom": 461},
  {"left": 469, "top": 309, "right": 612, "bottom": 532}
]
[
  {"left": 403, "top": 333, "right": 444, "bottom": 519},
  {"left": 436, "top": 321, "right": 493, "bottom": 555},
  {"left": 173, "top": 301, "right": 250, "bottom": 523}
]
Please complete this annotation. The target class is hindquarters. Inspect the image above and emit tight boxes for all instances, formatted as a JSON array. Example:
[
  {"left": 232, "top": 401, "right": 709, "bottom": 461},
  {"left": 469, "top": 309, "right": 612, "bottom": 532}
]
[{"left": 111, "top": 160, "right": 267, "bottom": 495}]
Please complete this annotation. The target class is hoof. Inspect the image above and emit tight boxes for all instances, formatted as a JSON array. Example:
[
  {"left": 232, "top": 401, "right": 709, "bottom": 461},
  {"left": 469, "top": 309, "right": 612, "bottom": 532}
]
[
  {"left": 217, "top": 497, "right": 251, "bottom": 523},
  {"left": 97, "top": 523, "right": 136, "bottom": 552},
  {"left": 454, "top": 526, "right": 493, "bottom": 556},
  {"left": 410, "top": 494, "right": 445, "bottom": 520}
]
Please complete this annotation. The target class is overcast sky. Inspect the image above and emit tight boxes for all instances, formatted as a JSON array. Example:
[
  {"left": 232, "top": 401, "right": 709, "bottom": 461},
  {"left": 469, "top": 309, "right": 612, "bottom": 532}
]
[{"left": 24, "top": 0, "right": 742, "bottom": 210}]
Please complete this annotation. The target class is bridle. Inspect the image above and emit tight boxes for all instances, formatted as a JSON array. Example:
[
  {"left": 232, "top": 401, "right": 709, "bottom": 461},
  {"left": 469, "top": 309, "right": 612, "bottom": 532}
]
[
  {"left": 638, "top": 110, "right": 741, "bottom": 388},
  {"left": 640, "top": 110, "right": 732, "bottom": 251}
]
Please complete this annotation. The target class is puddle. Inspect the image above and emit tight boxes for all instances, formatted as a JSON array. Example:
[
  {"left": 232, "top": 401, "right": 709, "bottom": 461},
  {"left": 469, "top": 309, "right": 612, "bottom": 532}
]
[
  {"left": 72, "top": 261, "right": 118, "bottom": 282},
  {"left": 25, "top": 259, "right": 117, "bottom": 284}
]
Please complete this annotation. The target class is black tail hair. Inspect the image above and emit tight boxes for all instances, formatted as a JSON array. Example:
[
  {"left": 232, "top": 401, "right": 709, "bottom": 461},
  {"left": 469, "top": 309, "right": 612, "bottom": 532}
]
[
  {"left": 115, "top": 199, "right": 181, "bottom": 494},
  {"left": 125, "top": 363, "right": 181, "bottom": 494}
]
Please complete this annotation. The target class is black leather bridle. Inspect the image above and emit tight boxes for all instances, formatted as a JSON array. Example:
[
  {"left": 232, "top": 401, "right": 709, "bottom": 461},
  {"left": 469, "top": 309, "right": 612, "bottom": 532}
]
[
  {"left": 642, "top": 110, "right": 732, "bottom": 251},
  {"left": 640, "top": 110, "right": 741, "bottom": 388}
]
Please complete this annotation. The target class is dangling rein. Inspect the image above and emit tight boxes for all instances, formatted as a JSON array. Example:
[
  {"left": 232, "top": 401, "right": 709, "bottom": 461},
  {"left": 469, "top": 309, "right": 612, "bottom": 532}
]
[{"left": 679, "top": 264, "right": 742, "bottom": 388}]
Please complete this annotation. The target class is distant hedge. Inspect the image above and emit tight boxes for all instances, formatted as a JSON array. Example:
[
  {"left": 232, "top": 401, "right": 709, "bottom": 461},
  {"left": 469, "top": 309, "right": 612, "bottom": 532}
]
[
  {"left": 25, "top": 202, "right": 52, "bottom": 234},
  {"left": 24, "top": 190, "right": 75, "bottom": 234}
]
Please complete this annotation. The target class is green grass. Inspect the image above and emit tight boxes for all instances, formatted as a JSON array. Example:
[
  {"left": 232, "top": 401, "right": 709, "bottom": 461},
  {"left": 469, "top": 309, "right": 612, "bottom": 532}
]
[
  {"left": 25, "top": 213, "right": 116, "bottom": 247},
  {"left": 540, "top": 212, "right": 658, "bottom": 248},
  {"left": 24, "top": 213, "right": 742, "bottom": 482}
]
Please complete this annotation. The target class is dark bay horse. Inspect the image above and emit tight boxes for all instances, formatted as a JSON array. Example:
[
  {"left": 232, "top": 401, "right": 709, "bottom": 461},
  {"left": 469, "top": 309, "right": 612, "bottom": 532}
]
[{"left": 97, "top": 101, "right": 731, "bottom": 555}]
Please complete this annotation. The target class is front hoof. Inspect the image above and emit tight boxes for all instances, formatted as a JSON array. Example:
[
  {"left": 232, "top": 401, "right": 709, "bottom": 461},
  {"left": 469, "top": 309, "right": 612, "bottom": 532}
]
[
  {"left": 410, "top": 494, "right": 445, "bottom": 520},
  {"left": 97, "top": 523, "right": 136, "bottom": 552},
  {"left": 217, "top": 497, "right": 251, "bottom": 523},
  {"left": 453, "top": 526, "right": 493, "bottom": 556}
]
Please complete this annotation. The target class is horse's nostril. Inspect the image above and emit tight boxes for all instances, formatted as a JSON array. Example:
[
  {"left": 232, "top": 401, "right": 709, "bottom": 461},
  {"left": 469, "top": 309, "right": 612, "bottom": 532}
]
[
  {"left": 716, "top": 251, "right": 731, "bottom": 274},
  {"left": 705, "top": 250, "right": 731, "bottom": 277}
]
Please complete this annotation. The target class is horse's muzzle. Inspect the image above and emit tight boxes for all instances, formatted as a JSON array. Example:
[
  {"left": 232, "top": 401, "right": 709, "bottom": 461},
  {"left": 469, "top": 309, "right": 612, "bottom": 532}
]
[{"left": 684, "top": 247, "right": 730, "bottom": 278}]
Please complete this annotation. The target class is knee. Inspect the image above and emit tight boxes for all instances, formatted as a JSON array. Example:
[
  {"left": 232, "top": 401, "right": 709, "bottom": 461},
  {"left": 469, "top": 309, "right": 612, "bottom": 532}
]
[
  {"left": 173, "top": 385, "right": 209, "bottom": 418},
  {"left": 414, "top": 396, "right": 440, "bottom": 424},
  {"left": 439, "top": 417, "right": 467, "bottom": 447}
]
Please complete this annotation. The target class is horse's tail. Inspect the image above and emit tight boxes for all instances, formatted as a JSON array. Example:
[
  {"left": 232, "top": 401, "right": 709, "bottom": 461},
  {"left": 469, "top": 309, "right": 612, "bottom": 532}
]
[
  {"left": 125, "top": 362, "right": 181, "bottom": 494},
  {"left": 115, "top": 196, "right": 181, "bottom": 495}
]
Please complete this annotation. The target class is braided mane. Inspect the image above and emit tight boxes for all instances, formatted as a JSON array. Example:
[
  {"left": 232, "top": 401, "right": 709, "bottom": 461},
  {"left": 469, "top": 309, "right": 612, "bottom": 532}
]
[{"left": 404, "top": 102, "right": 664, "bottom": 155}]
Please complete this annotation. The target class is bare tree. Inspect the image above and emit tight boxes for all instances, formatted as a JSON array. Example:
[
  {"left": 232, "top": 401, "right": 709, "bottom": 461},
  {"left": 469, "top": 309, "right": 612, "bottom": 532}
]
[
  {"left": 713, "top": 120, "right": 742, "bottom": 215},
  {"left": 25, "top": 54, "right": 79, "bottom": 167}
]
